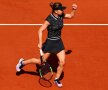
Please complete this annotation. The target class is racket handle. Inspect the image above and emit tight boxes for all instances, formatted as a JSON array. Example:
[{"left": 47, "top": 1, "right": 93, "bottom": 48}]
[{"left": 40, "top": 49, "right": 44, "bottom": 56}]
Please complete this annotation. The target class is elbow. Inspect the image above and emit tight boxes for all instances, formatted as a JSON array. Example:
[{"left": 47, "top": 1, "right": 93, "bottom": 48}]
[
  {"left": 69, "top": 15, "right": 74, "bottom": 19},
  {"left": 69, "top": 14, "right": 75, "bottom": 18},
  {"left": 38, "top": 29, "right": 42, "bottom": 34},
  {"left": 69, "top": 12, "right": 75, "bottom": 18},
  {"left": 69, "top": 16, "right": 73, "bottom": 18},
  {"left": 70, "top": 14, "right": 75, "bottom": 18}
]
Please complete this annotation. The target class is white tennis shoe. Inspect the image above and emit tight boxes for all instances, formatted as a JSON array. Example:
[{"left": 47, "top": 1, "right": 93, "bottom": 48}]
[
  {"left": 54, "top": 79, "right": 63, "bottom": 88},
  {"left": 16, "top": 58, "right": 24, "bottom": 72}
]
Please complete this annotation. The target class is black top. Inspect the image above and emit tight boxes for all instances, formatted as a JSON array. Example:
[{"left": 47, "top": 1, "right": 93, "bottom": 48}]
[{"left": 45, "top": 13, "right": 65, "bottom": 40}]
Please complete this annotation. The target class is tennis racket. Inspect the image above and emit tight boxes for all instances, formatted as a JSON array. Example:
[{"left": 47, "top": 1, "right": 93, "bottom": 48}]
[{"left": 39, "top": 49, "right": 53, "bottom": 81}]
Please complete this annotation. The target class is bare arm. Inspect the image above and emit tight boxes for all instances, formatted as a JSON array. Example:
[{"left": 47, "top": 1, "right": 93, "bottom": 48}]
[
  {"left": 64, "top": 4, "right": 77, "bottom": 19},
  {"left": 64, "top": 10, "right": 76, "bottom": 18},
  {"left": 38, "top": 21, "right": 50, "bottom": 48}
]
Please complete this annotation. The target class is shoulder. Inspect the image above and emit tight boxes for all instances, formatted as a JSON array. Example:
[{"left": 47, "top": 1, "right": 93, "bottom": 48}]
[
  {"left": 45, "top": 14, "right": 59, "bottom": 24},
  {"left": 45, "top": 14, "right": 53, "bottom": 24},
  {"left": 45, "top": 14, "right": 53, "bottom": 21}
]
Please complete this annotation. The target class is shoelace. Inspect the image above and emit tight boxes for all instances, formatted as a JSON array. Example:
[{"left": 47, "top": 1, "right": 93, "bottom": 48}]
[{"left": 20, "top": 61, "right": 24, "bottom": 68}]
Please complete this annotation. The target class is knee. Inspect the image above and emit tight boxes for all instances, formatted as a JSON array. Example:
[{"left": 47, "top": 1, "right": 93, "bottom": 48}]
[{"left": 59, "top": 60, "right": 65, "bottom": 66}]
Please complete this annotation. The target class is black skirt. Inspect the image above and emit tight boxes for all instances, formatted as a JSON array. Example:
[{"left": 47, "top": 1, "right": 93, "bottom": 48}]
[{"left": 42, "top": 39, "right": 65, "bottom": 54}]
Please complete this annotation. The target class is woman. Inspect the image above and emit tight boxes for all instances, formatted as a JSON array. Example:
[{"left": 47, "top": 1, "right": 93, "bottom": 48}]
[{"left": 16, "top": 2, "right": 77, "bottom": 87}]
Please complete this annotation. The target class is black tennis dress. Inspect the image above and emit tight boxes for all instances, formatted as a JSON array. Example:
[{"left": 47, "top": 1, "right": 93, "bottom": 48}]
[{"left": 42, "top": 13, "right": 65, "bottom": 54}]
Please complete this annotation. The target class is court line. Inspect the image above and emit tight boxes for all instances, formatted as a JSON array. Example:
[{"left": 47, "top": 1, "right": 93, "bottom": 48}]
[{"left": 0, "top": 24, "right": 108, "bottom": 26}]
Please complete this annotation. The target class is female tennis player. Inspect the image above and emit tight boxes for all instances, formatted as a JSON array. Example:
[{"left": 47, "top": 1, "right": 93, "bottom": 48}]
[{"left": 16, "top": 2, "right": 77, "bottom": 87}]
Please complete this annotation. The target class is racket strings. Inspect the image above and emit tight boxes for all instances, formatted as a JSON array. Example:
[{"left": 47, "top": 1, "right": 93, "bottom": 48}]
[
  {"left": 41, "top": 64, "right": 51, "bottom": 74},
  {"left": 39, "top": 78, "right": 52, "bottom": 87},
  {"left": 40, "top": 62, "right": 53, "bottom": 80},
  {"left": 43, "top": 72, "right": 53, "bottom": 80}
]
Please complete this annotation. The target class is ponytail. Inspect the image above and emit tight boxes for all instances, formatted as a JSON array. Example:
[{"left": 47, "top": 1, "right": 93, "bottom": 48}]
[
  {"left": 50, "top": 2, "right": 55, "bottom": 13},
  {"left": 50, "top": 2, "right": 53, "bottom": 9}
]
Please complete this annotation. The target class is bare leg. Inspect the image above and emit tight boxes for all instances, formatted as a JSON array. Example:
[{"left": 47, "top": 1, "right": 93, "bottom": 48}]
[
  {"left": 16, "top": 53, "right": 50, "bottom": 72},
  {"left": 56, "top": 50, "right": 65, "bottom": 79},
  {"left": 54, "top": 50, "right": 65, "bottom": 87},
  {"left": 23, "top": 53, "right": 51, "bottom": 65}
]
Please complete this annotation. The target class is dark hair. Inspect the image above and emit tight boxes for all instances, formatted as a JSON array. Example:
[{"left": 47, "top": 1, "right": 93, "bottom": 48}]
[
  {"left": 50, "top": 2, "right": 54, "bottom": 13},
  {"left": 50, "top": 2, "right": 66, "bottom": 13},
  {"left": 50, "top": 2, "right": 54, "bottom": 9}
]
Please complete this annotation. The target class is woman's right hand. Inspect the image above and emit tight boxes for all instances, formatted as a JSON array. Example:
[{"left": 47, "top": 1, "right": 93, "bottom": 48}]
[
  {"left": 38, "top": 43, "right": 42, "bottom": 49},
  {"left": 72, "top": 4, "right": 77, "bottom": 10}
]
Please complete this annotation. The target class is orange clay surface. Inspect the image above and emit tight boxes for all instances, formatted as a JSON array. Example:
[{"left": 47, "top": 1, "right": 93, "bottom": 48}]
[{"left": 0, "top": 0, "right": 108, "bottom": 90}]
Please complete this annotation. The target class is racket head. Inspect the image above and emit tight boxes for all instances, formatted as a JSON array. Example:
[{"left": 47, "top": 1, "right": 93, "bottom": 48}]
[
  {"left": 39, "top": 62, "right": 53, "bottom": 80},
  {"left": 39, "top": 77, "right": 52, "bottom": 87}
]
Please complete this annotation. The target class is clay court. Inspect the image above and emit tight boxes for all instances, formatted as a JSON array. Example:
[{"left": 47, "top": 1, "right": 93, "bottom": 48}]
[{"left": 0, "top": 0, "right": 108, "bottom": 90}]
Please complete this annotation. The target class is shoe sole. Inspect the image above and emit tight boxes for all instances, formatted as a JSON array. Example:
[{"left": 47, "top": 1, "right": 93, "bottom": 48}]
[{"left": 54, "top": 81, "right": 63, "bottom": 88}]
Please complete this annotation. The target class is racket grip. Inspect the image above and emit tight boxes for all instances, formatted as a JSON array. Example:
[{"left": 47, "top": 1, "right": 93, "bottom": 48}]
[{"left": 40, "top": 49, "right": 44, "bottom": 56}]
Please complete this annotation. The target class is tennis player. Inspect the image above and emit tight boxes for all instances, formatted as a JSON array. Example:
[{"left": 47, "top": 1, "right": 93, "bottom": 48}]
[{"left": 16, "top": 2, "right": 77, "bottom": 87}]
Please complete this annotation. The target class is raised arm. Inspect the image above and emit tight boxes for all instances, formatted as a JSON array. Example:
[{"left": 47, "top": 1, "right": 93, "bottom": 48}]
[{"left": 64, "top": 4, "right": 77, "bottom": 19}]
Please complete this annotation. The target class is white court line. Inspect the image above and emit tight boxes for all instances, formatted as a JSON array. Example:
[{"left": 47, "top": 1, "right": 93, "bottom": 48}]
[{"left": 0, "top": 24, "right": 108, "bottom": 26}]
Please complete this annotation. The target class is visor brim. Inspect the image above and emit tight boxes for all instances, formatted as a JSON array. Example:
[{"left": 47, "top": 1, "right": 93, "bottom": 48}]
[{"left": 54, "top": 6, "right": 67, "bottom": 10}]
